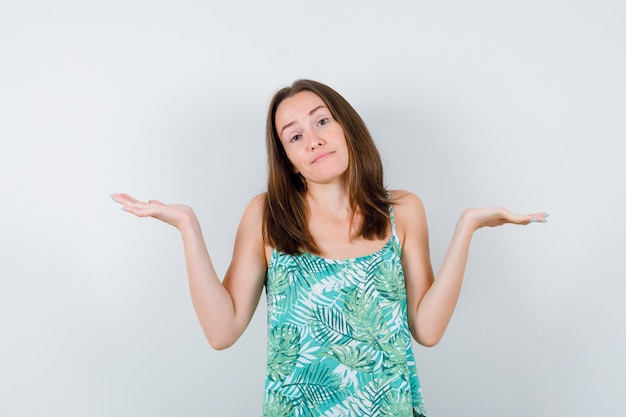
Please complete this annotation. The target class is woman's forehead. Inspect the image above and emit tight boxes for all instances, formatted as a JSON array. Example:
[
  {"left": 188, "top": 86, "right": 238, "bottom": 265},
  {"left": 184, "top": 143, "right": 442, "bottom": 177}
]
[{"left": 275, "top": 91, "right": 328, "bottom": 127}]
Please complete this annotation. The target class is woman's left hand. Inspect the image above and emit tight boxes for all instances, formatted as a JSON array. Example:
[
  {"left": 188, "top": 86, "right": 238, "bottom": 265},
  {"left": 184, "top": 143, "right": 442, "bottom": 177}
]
[{"left": 462, "top": 207, "right": 548, "bottom": 230}]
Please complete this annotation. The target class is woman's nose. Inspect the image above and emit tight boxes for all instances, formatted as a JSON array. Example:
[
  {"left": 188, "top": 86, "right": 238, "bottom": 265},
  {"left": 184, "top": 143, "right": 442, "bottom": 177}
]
[{"left": 308, "top": 132, "right": 325, "bottom": 149}]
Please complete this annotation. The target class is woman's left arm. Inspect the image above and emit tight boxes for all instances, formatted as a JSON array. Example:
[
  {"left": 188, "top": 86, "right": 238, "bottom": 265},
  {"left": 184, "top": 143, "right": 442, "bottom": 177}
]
[{"left": 394, "top": 191, "right": 547, "bottom": 347}]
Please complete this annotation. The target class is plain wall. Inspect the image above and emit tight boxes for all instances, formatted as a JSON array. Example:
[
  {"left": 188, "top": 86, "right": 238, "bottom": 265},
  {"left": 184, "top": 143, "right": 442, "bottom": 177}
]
[{"left": 1, "top": 0, "right": 625, "bottom": 416}]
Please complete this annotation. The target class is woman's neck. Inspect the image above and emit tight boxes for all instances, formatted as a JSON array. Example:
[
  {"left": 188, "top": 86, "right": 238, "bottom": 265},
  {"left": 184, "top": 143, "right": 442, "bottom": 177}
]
[{"left": 305, "top": 181, "right": 352, "bottom": 218}]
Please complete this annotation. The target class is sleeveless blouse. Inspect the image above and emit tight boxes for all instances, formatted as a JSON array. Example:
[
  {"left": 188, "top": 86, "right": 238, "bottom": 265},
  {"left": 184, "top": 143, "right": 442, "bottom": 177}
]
[{"left": 263, "top": 205, "right": 427, "bottom": 417}]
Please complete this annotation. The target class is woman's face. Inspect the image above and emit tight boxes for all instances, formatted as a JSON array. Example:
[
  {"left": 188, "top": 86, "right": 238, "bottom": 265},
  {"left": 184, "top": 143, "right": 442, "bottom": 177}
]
[{"left": 274, "top": 91, "right": 350, "bottom": 186}]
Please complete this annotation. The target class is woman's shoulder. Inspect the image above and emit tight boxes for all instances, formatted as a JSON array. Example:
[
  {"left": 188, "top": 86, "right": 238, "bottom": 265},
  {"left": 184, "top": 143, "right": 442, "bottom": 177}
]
[
  {"left": 248, "top": 192, "right": 267, "bottom": 208},
  {"left": 389, "top": 189, "right": 424, "bottom": 209},
  {"left": 239, "top": 193, "right": 267, "bottom": 225},
  {"left": 388, "top": 190, "right": 427, "bottom": 237}
]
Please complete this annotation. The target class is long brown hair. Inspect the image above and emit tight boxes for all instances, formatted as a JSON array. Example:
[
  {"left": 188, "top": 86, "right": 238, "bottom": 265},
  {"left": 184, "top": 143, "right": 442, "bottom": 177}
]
[{"left": 263, "top": 79, "right": 389, "bottom": 255}]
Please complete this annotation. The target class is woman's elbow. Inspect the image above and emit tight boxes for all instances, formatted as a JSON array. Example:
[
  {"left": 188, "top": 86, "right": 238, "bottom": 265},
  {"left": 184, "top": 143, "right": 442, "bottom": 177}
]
[
  {"left": 205, "top": 332, "right": 238, "bottom": 351},
  {"left": 412, "top": 329, "right": 443, "bottom": 348},
  {"left": 417, "top": 336, "right": 441, "bottom": 348},
  {"left": 208, "top": 340, "right": 233, "bottom": 351}
]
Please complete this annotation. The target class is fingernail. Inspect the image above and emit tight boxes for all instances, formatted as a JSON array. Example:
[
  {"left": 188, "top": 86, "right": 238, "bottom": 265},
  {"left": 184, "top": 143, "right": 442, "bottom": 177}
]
[
  {"left": 530, "top": 219, "right": 537, "bottom": 223},
  {"left": 120, "top": 207, "right": 126, "bottom": 212},
  {"left": 540, "top": 219, "right": 548, "bottom": 223},
  {"left": 544, "top": 213, "right": 550, "bottom": 218}
]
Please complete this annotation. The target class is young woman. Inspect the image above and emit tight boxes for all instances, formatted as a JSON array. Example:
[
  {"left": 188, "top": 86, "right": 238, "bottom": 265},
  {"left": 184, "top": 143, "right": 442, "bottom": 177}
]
[{"left": 111, "top": 79, "right": 547, "bottom": 416}]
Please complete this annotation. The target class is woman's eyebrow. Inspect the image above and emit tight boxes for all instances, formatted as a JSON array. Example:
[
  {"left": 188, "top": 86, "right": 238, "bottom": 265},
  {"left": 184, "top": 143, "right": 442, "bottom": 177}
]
[{"left": 279, "top": 105, "right": 328, "bottom": 136}]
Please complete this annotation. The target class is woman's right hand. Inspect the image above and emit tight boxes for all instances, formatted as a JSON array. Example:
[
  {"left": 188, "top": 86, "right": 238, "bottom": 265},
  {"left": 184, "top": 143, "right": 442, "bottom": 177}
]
[{"left": 110, "top": 193, "right": 195, "bottom": 229}]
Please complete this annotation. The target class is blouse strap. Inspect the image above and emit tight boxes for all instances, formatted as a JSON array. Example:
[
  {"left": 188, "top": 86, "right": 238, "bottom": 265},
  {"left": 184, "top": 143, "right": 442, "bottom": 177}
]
[{"left": 386, "top": 192, "right": 398, "bottom": 239}]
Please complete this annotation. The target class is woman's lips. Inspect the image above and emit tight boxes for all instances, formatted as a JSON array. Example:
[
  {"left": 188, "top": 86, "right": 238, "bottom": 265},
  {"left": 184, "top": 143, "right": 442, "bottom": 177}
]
[{"left": 312, "top": 151, "right": 333, "bottom": 163}]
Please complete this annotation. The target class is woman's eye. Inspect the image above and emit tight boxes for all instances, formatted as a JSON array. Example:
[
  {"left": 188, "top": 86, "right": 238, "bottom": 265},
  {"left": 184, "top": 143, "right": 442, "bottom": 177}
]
[
  {"left": 318, "top": 118, "right": 329, "bottom": 126},
  {"left": 290, "top": 134, "right": 302, "bottom": 143}
]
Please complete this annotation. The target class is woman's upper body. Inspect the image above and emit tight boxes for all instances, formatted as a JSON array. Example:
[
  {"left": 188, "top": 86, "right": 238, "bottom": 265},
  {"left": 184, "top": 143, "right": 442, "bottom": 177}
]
[
  {"left": 219, "top": 186, "right": 434, "bottom": 349},
  {"left": 262, "top": 191, "right": 428, "bottom": 416},
  {"left": 111, "top": 79, "right": 546, "bottom": 352}
]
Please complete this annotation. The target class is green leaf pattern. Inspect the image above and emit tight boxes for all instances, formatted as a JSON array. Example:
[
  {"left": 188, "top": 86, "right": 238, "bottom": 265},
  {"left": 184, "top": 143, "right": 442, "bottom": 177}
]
[{"left": 263, "top": 206, "right": 426, "bottom": 416}]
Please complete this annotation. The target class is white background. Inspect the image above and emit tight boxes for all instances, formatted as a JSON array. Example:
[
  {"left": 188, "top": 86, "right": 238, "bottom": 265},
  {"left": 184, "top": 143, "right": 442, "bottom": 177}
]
[{"left": 1, "top": 0, "right": 625, "bottom": 416}]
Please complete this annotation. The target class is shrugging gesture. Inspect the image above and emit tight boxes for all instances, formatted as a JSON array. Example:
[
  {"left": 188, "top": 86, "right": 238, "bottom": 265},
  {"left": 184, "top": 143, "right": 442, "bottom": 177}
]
[{"left": 111, "top": 79, "right": 547, "bottom": 416}]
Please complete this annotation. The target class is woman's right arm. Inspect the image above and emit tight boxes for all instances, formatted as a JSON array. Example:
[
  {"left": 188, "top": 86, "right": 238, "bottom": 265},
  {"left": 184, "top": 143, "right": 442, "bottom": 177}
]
[{"left": 111, "top": 193, "right": 268, "bottom": 350}]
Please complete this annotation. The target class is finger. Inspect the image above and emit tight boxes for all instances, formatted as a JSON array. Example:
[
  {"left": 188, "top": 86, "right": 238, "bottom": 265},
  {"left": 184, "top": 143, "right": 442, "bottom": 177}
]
[
  {"left": 110, "top": 193, "right": 125, "bottom": 204},
  {"left": 497, "top": 209, "right": 528, "bottom": 225},
  {"left": 528, "top": 212, "right": 549, "bottom": 224},
  {"left": 111, "top": 193, "right": 140, "bottom": 205},
  {"left": 121, "top": 202, "right": 161, "bottom": 218},
  {"left": 111, "top": 193, "right": 155, "bottom": 217},
  {"left": 110, "top": 194, "right": 135, "bottom": 208},
  {"left": 119, "top": 193, "right": 143, "bottom": 204},
  {"left": 504, "top": 209, "right": 549, "bottom": 225},
  {"left": 121, "top": 206, "right": 149, "bottom": 217}
]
